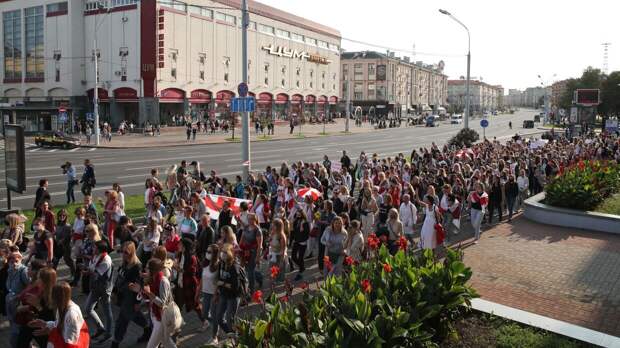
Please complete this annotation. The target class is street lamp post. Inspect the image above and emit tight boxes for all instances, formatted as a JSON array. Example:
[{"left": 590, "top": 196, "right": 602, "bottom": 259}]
[
  {"left": 241, "top": 0, "right": 250, "bottom": 182},
  {"left": 439, "top": 9, "right": 470, "bottom": 129}
]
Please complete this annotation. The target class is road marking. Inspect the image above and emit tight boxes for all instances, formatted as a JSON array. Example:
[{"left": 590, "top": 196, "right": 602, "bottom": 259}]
[
  {"left": 48, "top": 149, "right": 57, "bottom": 153},
  {"left": 69, "top": 148, "right": 79, "bottom": 152},
  {"left": 29, "top": 148, "right": 41, "bottom": 152},
  {"left": 88, "top": 148, "right": 97, "bottom": 152}
]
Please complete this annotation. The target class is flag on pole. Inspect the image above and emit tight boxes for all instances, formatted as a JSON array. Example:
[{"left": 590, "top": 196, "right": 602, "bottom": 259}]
[{"left": 203, "top": 194, "right": 252, "bottom": 225}]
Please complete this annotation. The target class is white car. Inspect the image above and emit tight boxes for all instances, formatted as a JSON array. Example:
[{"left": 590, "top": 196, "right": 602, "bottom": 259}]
[{"left": 451, "top": 114, "right": 463, "bottom": 124}]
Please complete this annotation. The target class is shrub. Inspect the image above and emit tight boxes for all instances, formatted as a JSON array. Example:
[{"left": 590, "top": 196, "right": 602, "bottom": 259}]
[
  {"left": 448, "top": 128, "right": 480, "bottom": 148},
  {"left": 545, "top": 160, "right": 620, "bottom": 211},
  {"left": 227, "top": 247, "right": 478, "bottom": 348}
]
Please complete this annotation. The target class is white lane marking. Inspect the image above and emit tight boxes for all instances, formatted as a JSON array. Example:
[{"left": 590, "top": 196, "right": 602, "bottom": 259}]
[
  {"left": 48, "top": 149, "right": 57, "bottom": 153},
  {"left": 29, "top": 148, "right": 41, "bottom": 152},
  {"left": 88, "top": 148, "right": 97, "bottom": 152},
  {"left": 69, "top": 148, "right": 79, "bottom": 152}
]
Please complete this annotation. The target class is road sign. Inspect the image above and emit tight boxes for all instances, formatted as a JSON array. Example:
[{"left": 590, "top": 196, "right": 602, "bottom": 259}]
[
  {"left": 480, "top": 119, "right": 489, "bottom": 128},
  {"left": 86, "top": 112, "right": 94, "bottom": 121},
  {"left": 59, "top": 111, "right": 68, "bottom": 123},
  {"left": 238, "top": 82, "right": 248, "bottom": 97},
  {"left": 231, "top": 97, "right": 255, "bottom": 113}
]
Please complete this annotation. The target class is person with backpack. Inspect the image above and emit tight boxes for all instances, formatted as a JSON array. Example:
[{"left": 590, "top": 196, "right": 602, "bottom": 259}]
[
  {"left": 83, "top": 240, "right": 114, "bottom": 343},
  {"left": 210, "top": 243, "right": 245, "bottom": 345}
]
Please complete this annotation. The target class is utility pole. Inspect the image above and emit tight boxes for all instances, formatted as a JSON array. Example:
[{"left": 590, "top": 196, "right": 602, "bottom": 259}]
[
  {"left": 93, "top": 38, "right": 100, "bottom": 146},
  {"left": 345, "top": 78, "right": 350, "bottom": 132},
  {"left": 241, "top": 0, "right": 250, "bottom": 182}
]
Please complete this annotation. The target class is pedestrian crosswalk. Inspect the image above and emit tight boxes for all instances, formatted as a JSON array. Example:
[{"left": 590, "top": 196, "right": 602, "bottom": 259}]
[{"left": 26, "top": 144, "right": 98, "bottom": 153}]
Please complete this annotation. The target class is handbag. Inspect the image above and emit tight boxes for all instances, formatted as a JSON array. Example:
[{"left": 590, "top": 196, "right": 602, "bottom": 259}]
[{"left": 162, "top": 298, "right": 184, "bottom": 334}]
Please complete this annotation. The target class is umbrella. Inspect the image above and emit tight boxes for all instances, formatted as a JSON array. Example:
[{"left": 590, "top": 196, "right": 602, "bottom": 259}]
[{"left": 297, "top": 187, "right": 322, "bottom": 201}]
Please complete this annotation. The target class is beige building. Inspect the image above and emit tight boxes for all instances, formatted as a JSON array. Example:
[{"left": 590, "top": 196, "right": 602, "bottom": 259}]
[
  {"left": 340, "top": 51, "right": 447, "bottom": 118},
  {"left": 447, "top": 80, "right": 503, "bottom": 113},
  {"left": 0, "top": 0, "right": 341, "bottom": 131}
]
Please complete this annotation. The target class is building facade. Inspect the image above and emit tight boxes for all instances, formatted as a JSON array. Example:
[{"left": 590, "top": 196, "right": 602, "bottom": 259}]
[
  {"left": 339, "top": 51, "right": 447, "bottom": 118},
  {"left": 0, "top": 0, "right": 341, "bottom": 132},
  {"left": 447, "top": 80, "right": 503, "bottom": 113},
  {"left": 551, "top": 79, "right": 569, "bottom": 111}
]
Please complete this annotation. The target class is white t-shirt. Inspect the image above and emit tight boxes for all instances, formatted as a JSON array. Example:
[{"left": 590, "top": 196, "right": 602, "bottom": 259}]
[
  {"left": 45, "top": 301, "right": 85, "bottom": 345},
  {"left": 143, "top": 226, "right": 161, "bottom": 252},
  {"left": 201, "top": 266, "right": 218, "bottom": 294},
  {"left": 73, "top": 218, "right": 85, "bottom": 235},
  {"left": 255, "top": 204, "right": 265, "bottom": 224},
  {"left": 89, "top": 253, "right": 112, "bottom": 276}
]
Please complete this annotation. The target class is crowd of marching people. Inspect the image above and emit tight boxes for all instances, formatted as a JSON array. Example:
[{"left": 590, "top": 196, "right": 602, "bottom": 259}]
[{"left": 1, "top": 129, "right": 619, "bottom": 347}]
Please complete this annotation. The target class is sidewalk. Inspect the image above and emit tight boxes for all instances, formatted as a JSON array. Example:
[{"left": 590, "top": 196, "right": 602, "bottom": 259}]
[
  {"left": 70, "top": 119, "right": 392, "bottom": 148},
  {"left": 462, "top": 217, "right": 620, "bottom": 338}
]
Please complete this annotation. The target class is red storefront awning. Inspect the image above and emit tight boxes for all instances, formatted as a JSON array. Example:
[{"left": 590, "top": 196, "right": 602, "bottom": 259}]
[
  {"left": 159, "top": 88, "right": 185, "bottom": 103},
  {"left": 189, "top": 89, "right": 212, "bottom": 104},
  {"left": 329, "top": 96, "right": 339, "bottom": 105},
  {"left": 87, "top": 88, "right": 109, "bottom": 102},
  {"left": 114, "top": 87, "right": 139, "bottom": 102},
  {"left": 317, "top": 95, "right": 328, "bottom": 105},
  {"left": 258, "top": 92, "right": 273, "bottom": 105},
  {"left": 275, "top": 93, "right": 289, "bottom": 105},
  {"left": 215, "top": 90, "right": 235, "bottom": 103},
  {"left": 305, "top": 95, "right": 316, "bottom": 104},
  {"left": 291, "top": 94, "right": 304, "bottom": 104}
]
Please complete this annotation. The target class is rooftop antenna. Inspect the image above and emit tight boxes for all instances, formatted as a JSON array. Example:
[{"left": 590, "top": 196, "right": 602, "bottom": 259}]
[{"left": 602, "top": 42, "right": 611, "bottom": 74}]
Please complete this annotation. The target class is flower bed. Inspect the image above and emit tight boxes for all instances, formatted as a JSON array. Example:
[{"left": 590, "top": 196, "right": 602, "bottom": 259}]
[
  {"left": 545, "top": 160, "right": 620, "bottom": 211},
  {"left": 227, "top": 244, "right": 478, "bottom": 347}
]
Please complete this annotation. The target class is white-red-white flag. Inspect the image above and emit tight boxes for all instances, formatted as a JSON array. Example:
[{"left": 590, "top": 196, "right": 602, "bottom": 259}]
[{"left": 203, "top": 194, "right": 252, "bottom": 224}]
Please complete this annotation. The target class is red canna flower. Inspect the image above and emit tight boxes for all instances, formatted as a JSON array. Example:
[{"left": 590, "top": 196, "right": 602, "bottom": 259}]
[
  {"left": 344, "top": 256, "right": 354, "bottom": 266},
  {"left": 252, "top": 290, "right": 263, "bottom": 303},
  {"left": 383, "top": 263, "right": 392, "bottom": 273},
  {"left": 298, "top": 282, "right": 309, "bottom": 290},
  {"left": 270, "top": 265, "right": 280, "bottom": 279},
  {"left": 367, "top": 233, "right": 380, "bottom": 250},
  {"left": 578, "top": 160, "right": 586, "bottom": 171},
  {"left": 396, "top": 235, "right": 408, "bottom": 251},
  {"left": 279, "top": 295, "right": 289, "bottom": 303},
  {"left": 361, "top": 279, "right": 372, "bottom": 293},
  {"left": 323, "top": 256, "right": 333, "bottom": 272}
]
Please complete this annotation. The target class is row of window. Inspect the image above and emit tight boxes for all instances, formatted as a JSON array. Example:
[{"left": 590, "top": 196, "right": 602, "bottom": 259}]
[
  {"left": 163, "top": 1, "right": 340, "bottom": 52},
  {"left": 85, "top": 0, "right": 138, "bottom": 11},
  {"left": 3, "top": 5, "right": 50, "bottom": 80}
]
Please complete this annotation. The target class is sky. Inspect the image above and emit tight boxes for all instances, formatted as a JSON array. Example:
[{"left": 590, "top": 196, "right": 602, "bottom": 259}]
[{"left": 259, "top": 0, "right": 619, "bottom": 91}]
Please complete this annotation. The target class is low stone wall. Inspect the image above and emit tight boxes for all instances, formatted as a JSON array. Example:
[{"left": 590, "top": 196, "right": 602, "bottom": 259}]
[{"left": 523, "top": 192, "right": 620, "bottom": 234}]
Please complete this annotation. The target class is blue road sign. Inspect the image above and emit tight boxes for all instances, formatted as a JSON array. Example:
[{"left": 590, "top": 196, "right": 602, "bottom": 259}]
[
  {"left": 59, "top": 111, "right": 68, "bottom": 123},
  {"left": 238, "top": 82, "right": 248, "bottom": 97},
  {"left": 86, "top": 112, "right": 94, "bottom": 121},
  {"left": 231, "top": 97, "right": 255, "bottom": 113},
  {"left": 480, "top": 119, "right": 489, "bottom": 128}
]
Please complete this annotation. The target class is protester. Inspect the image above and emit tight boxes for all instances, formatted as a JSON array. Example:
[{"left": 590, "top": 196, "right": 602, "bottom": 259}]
[
  {"left": 16, "top": 266, "right": 56, "bottom": 348},
  {"left": 346, "top": 220, "right": 364, "bottom": 263},
  {"left": 399, "top": 194, "right": 417, "bottom": 245},
  {"left": 321, "top": 216, "right": 347, "bottom": 276},
  {"left": 80, "top": 159, "right": 96, "bottom": 196},
  {"left": 53, "top": 210, "right": 75, "bottom": 278},
  {"left": 268, "top": 219, "right": 287, "bottom": 282},
  {"left": 239, "top": 214, "right": 263, "bottom": 294},
  {"left": 2, "top": 214, "right": 25, "bottom": 249},
  {"left": 176, "top": 238, "right": 202, "bottom": 322},
  {"left": 84, "top": 240, "right": 113, "bottom": 343},
  {"left": 417, "top": 195, "right": 440, "bottom": 250},
  {"left": 386, "top": 208, "right": 403, "bottom": 255},
  {"left": 290, "top": 210, "right": 310, "bottom": 280},
  {"left": 196, "top": 244, "right": 219, "bottom": 332},
  {"left": 211, "top": 244, "right": 241, "bottom": 345},
  {"left": 30, "top": 218, "right": 54, "bottom": 265},
  {"left": 63, "top": 162, "right": 77, "bottom": 204}
]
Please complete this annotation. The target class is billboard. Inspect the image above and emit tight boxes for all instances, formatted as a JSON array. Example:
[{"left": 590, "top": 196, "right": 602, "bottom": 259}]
[
  {"left": 376, "top": 64, "right": 387, "bottom": 81},
  {"left": 574, "top": 89, "right": 600, "bottom": 106},
  {"left": 4, "top": 125, "right": 26, "bottom": 193}
]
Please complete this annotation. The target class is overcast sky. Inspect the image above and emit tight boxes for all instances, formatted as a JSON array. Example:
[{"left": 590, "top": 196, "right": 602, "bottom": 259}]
[{"left": 259, "top": 0, "right": 618, "bottom": 91}]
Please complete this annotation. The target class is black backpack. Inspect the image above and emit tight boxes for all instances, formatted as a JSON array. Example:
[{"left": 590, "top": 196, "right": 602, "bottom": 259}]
[{"left": 234, "top": 261, "right": 250, "bottom": 298}]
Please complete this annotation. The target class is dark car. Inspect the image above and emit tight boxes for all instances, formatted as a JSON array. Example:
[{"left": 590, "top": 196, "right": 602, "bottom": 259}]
[
  {"left": 34, "top": 131, "right": 81, "bottom": 149},
  {"left": 522, "top": 120, "right": 535, "bottom": 129}
]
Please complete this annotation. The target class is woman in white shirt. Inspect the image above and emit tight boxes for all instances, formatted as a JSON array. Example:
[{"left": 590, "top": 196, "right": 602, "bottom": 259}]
[
  {"left": 346, "top": 220, "right": 364, "bottom": 262},
  {"left": 28, "top": 281, "right": 90, "bottom": 348},
  {"left": 140, "top": 217, "right": 162, "bottom": 266},
  {"left": 196, "top": 244, "right": 219, "bottom": 332}
]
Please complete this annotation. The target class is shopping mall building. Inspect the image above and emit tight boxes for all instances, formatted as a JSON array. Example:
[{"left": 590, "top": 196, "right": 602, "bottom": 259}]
[{"left": 0, "top": 0, "right": 341, "bottom": 133}]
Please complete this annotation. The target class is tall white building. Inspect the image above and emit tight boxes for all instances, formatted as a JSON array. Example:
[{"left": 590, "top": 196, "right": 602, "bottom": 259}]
[
  {"left": 0, "top": 0, "right": 341, "bottom": 132},
  {"left": 447, "top": 80, "right": 503, "bottom": 113}
]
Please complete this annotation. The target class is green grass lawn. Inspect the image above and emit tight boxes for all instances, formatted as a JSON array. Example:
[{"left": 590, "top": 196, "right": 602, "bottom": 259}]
[
  {"left": 595, "top": 194, "right": 620, "bottom": 216},
  {"left": 21, "top": 193, "right": 147, "bottom": 230}
]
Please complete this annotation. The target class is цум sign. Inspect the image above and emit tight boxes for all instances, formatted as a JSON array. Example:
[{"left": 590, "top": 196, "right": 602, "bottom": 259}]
[
  {"left": 262, "top": 44, "right": 331, "bottom": 64},
  {"left": 4, "top": 125, "right": 26, "bottom": 193}
]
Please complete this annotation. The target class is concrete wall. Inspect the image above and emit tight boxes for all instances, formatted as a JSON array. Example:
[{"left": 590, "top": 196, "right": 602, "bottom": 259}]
[{"left": 524, "top": 192, "right": 620, "bottom": 234}]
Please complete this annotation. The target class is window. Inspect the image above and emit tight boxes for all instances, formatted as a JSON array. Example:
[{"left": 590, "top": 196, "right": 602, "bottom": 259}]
[
  {"left": 367, "top": 83, "right": 375, "bottom": 99},
  {"left": 3, "top": 10, "right": 22, "bottom": 80},
  {"left": 248, "top": 21, "right": 257, "bottom": 30},
  {"left": 46, "top": 2, "right": 68, "bottom": 13},
  {"left": 258, "top": 24, "right": 275, "bottom": 35},
  {"left": 189, "top": 6, "right": 213, "bottom": 18},
  {"left": 264, "top": 77, "right": 269, "bottom": 85},
  {"left": 171, "top": 68, "right": 177, "bottom": 79},
  {"left": 318, "top": 40, "right": 328, "bottom": 49},
  {"left": 354, "top": 63, "right": 363, "bottom": 81},
  {"left": 276, "top": 29, "right": 290, "bottom": 39},
  {"left": 215, "top": 12, "right": 236, "bottom": 24},
  {"left": 377, "top": 85, "right": 386, "bottom": 100},
  {"left": 342, "top": 64, "right": 348, "bottom": 77},
  {"left": 170, "top": 0, "right": 186, "bottom": 12},
  {"left": 25, "top": 6, "right": 44, "bottom": 79},
  {"left": 111, "top": 0, "right": 138, "bottom": 6},
  {"left": 305, "top": 37, "right": 317, "bottom": 46},
  {"left": 329, "top": 43, "right": 339, "bottom": 51},
  {"left": 224, "top": 72, "right": 229, "bottom": 82},
  {"left": 368, "top": 63, "right": 375, "bottom": 79},
  {"left": 291, "top": 33, "right": 304, "bottom": 42},
  {"left": 281, "top": 79, "right": 285, "bottom": 88},
  {"left": 354, "top": 82, "right": 363, "bottom": 100}
]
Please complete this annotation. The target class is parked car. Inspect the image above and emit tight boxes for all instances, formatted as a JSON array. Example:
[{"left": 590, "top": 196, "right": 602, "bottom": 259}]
[
  {"left": 34, "top": 131, "right": 81, "bottom": 149},
  {"left": 522, "top": 120, "right": 535, "bottom": 129},
  {"left": 534, "top": 115, "right": 541, "bottom": 122},
  {"left": 425, "top": 115, "right": 440, "bottom": 127},
  {"left": 450, "top": 114, "right": 463, "bottom": 124}
]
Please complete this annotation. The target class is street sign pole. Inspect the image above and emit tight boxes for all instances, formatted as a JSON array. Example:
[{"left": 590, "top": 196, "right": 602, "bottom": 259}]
[
  {"left": 93, "top": 38, "right": 100, "bottom": 146},
  {"left": 241, "top": 0, "right": 250, "bottom": 183}
]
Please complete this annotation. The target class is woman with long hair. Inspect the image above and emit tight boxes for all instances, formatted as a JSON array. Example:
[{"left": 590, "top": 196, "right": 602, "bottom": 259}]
[
  {"left": 175, "top": 238, "right": 202, "bottom": 323},
  {"left": 16, "top": 265, "right": 56, "bottom": 347},
  {"left": 28, "top": 281, "right": 90, "bottom": 348},
  {"left": 359, "top": 187, "right": 377, "bottom": 238},
  {"left": 268, "top": 219, "right": 287, "bottom": 283},
  {"left": 104, "top": 190, "right": 121, "bottom": 248},
  {"left": 111, "top": 242, "right": 150, "bottom": 347},
  {"left": 386, "top": 208, "right": 403, "bottom": 255},
  {"left": 346, "top": 220, "right": 364, "bottom": 263},
  {"left": 53, "top": 209, "right": 75, "bottom": 278},
  {"left": 290, "top": 209, "right": 310, "bottom": 281},
  {"left": 211, "top": 244, "right": 241, "bottom": 345},
  {"left": 130, "top": 258, "right": 176, "bottom": 348},
  {"left": 196, "top": 244, "right": 219, "bottom": 332},
  {"left": 113, "top": 183, "right": 125, "bottom": 212},
  {"left": 320, "top": 216, "right": 347, "bottom": 276},
  {"left": 417, "top": 195, "right": 441, "bottom": 250},
  {"left": 1, "top": 213, "right": 25, "bottom": 248},
  {"left": 140, "top": 217, "right": 162, "bottom": 267}
]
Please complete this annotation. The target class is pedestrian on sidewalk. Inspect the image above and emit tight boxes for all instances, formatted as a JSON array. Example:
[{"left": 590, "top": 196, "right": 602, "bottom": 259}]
[
  {"left": 192, "top": 125, "right": 197, "bottom": 141},
  {"left": 186, "top": 124, "right": 191, "bottom": 141},
  {"left": 289, "top": 118, "right": 294, "bottom": 134}
]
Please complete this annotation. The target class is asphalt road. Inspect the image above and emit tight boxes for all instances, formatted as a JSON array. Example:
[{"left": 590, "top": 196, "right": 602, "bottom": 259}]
[{"left": 1, "top": 109, "right": 540, "bottom": 209}]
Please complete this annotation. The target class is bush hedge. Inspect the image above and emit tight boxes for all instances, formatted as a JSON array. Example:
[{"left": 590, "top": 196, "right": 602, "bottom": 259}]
[
  {"left": 545, "top": 160, "right": 620, "bottom": 211},
  {"left": 226, "top": 245, "right": 478, "bottom": 348},
  {"left": 448, "top": 128, "right": 480, "bottom": 148}
]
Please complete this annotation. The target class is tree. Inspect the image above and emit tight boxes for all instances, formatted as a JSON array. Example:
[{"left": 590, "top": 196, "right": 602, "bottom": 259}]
[
  {"left": 559, "top": 67, "right": 605, "bottom": 110},
  {"left": 600, "top": 71, "right": 620, "bottom": 116}
]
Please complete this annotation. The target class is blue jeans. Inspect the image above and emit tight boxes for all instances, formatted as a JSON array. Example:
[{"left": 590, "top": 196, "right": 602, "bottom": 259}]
[
  {"left": 470, "top": 209, "right": 485, "bottom": 240},
  {"left": 85, "top": 291, "right": 113, "bottom": 335},
  {"left": 66, "top": 180, "right": 76, "bottom": 204},
  {"left": 214, "top": 296, "right": 239, "bottom": 336},
  {"left": 245, "top": 249, "right": 263, "bottom": 293},
  {"left": 201, "top": 292, "right": 215, "bottom": 321}
]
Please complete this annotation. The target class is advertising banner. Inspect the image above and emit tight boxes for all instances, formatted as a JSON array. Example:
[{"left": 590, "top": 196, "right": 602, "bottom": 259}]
[{"left": 4, "top": 125, "right": 26, "bottom": 193}]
